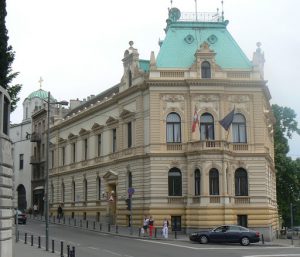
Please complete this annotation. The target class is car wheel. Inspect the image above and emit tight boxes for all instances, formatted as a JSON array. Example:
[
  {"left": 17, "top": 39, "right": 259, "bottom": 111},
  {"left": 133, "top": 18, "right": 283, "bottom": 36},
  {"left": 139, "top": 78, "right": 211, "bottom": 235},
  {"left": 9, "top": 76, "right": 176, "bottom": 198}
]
[
  {"left": 240, "top": 237, "right": 250, "bottom": 246},
  {"left": 199, "top": 235, "right": 208, "bottom": 244}
]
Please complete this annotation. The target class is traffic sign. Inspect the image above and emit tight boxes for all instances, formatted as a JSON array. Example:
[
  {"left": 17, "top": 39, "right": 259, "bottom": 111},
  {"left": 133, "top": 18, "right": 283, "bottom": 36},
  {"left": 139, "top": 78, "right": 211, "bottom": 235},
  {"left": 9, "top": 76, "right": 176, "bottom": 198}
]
[{"left": 128, "top": 187, "right": 135, "bottom": 195}]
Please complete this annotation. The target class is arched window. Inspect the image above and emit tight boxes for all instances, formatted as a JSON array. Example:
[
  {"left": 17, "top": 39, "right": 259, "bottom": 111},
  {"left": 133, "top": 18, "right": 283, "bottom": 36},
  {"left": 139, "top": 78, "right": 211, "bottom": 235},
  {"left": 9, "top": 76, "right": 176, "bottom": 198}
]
[
  {"left": 97, "top": 177, "right": 101, "bottom": 200},
  {"left": 235, "top": 168, "right": 248, "bottom": 196},
  {"left": 128, "top": 171, "right": 133, "bottom": 188},
  {"left": 72, "top": 181, "right": 76, "bottom": 202},
  {"left": 83, "top": 179, "right": 88, "bottom": 202},
  {"left": 166, "top": 112, "right": 181, "bottom": 143},
  {"left": 17, "top": 184, "right": 27, "bottom": 211},
  {"left": 61, "top": 183, "right": 65, "bottom": 203},
  {"left": 209, "top": 169, "right": 219, "bottom": 195},
  {"left": 194, "top": 169, "right": 201, "bottom": 196},
  {"left": 168, "top": 168, "right": 182, "bottom": 196},
  {"left": 232, "top": 114, "right": 247, "bottom": 143},
  {"left": 201, "top": 61, "right": 211, "bottom": 78},
  {"left": 200, "top": 113, "right": 214, "bottom": 140}
]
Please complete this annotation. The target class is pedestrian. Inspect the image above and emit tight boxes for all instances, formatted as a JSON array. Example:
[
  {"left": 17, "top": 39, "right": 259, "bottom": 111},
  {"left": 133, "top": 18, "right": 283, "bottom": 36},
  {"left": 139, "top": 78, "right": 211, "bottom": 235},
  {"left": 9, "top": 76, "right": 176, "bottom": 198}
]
[
  {"left": 162, "top": 217, "right": 169, "bottom": 239},
  {"left": 33, "top": 203, "right": 38, "bottom": 217},
  {"left": 142, "top": 215, "right": 149, "bottom": 236},
  {"left": 148, "top": 216, "right": 154, "bottom": 238},
  {"left": 57, "top": 204, "right": 63, "bottom": 219}
]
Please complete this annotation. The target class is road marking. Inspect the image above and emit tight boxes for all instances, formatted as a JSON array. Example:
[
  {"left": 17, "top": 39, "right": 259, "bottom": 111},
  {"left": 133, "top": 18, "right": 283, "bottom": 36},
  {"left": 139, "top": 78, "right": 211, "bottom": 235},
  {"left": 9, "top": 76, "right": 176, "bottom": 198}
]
[
  {"left": 103, "top": 249, "right": 122, "bottom": 256},
  {"left": 88, "top": 246, "right": 99, "bottom": 250},
  {"left": 243, "top": 255, "right": 300, "bottom": 257},
  {"left": 136, "top": 239, "right": 300, "bottom": 251}
]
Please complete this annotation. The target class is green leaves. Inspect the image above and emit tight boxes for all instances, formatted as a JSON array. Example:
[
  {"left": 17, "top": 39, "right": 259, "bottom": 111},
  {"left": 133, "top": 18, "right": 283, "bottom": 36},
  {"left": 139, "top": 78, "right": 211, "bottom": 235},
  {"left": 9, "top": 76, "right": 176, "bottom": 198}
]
[{"left": 273, "top": 104, "right": 300, "bottom": 226}]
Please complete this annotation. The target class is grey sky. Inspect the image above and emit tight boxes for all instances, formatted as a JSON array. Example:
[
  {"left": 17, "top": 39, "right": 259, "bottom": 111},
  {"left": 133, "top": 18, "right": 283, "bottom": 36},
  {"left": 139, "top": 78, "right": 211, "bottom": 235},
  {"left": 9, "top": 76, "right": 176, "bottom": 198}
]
[{"left": 6, "top": 0, "right": 300, "bottom": 158}]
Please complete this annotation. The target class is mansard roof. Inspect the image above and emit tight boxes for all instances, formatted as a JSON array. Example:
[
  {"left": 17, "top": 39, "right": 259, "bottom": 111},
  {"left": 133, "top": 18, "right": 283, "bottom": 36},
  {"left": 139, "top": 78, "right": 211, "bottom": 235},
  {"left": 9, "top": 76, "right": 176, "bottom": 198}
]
[{"left": 156, "top": 8, "right": 252, "bottom": 70}]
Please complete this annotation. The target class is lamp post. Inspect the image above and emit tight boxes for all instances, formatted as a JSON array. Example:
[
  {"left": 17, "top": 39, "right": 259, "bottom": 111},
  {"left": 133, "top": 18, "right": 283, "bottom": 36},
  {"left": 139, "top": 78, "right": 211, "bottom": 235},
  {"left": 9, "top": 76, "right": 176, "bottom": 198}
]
[{"left": 45, "top": 91, "right": 68, "bottom": 251}]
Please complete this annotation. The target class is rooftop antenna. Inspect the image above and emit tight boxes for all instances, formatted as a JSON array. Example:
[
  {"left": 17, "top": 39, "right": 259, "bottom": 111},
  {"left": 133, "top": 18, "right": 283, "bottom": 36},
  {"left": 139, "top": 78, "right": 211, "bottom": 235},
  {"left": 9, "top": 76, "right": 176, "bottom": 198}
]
[
  {"left": 221, "top": 0, "right": 224, "bottom": 21},
  {"left": 195, "top": 0, "right": 198, "bottom": 21},
  {"left": 170, "top": 0, "right": 173, "bottom": 8}
]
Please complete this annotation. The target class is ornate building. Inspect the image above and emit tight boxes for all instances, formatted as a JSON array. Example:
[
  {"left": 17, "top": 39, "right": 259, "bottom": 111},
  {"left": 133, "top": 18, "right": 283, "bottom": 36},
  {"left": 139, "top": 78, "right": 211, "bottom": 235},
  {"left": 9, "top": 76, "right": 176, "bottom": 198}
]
[{"left": 48, "top": 8, "right": 278, "bottom": 240}]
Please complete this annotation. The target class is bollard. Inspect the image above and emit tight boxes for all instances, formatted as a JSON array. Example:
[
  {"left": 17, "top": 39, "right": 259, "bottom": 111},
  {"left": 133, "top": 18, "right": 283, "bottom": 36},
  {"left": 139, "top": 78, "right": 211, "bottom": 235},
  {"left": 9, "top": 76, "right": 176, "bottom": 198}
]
[
  {"left": 52, "top": 239, "right": 55, "bottom": 253},
  {"left": 108, "top": 223, "right": 111, "bottom": 232},
  {"left": 93, "top": 221, "right": 95, "bottom": 230},
  {"left": 155, "top": 227, "right": 157, "bottom": 238},
  {"left": 17, "top": 230, "right": 19, "bottom": 242},
  {"left": 175, "top": 231, "right": 177, "bottom": 239},
  {"left": 67, "top": 245, "right": 70, "bottom": 257},
  {"left": 24, "top": 233, "right": 27, "bottom": 244},
  {"left": 31, "top": 235, "right": 33, "bottom": 246},
  {"left": 138, "top": 227, "right": 141, "bottom": 237},
  {"left": 72, "top": 246, "right": 75, "bottom": 257},
  {"left": 261, "top": 234, "right": 264, "bottom": 244},
  {"left": 38, "top": 236, "right": 41, "bottom": 248},
  {"left": 100, "top": 223, "right": 102, "bottom": 231},
  {"left": 86, "top": 220, "right": 88, "bottom": 229},
  {"left": 116, "top": 225, "right": 118, "bottom": 234},
  {"left": 60, "top": 241, "right": 64, "bottom": 257}
]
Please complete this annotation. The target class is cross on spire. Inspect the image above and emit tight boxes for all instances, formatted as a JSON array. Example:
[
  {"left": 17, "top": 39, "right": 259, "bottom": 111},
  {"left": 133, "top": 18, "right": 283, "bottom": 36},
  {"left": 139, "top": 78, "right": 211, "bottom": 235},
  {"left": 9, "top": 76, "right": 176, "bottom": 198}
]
[{"left": 38, "top": 77, "right": 44, "bottom": 89}]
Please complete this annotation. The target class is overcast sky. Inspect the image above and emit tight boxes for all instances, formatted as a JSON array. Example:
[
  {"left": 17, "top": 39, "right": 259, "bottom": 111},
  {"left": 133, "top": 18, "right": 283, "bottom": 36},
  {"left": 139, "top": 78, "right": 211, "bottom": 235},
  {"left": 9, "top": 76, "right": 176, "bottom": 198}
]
[{"left": 6, "top": 0, "right": 300, "bottom": 159}]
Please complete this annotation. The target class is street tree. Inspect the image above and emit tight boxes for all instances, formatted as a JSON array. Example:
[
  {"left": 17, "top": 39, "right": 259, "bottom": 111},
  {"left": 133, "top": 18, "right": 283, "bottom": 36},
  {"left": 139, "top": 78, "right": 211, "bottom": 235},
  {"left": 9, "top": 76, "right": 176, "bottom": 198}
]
[
  {"left": 272, "top": 104, "right": 300, "bottom": 226},
  {"left": 0, "top": 0, "right": 21, "bottom": 111}
]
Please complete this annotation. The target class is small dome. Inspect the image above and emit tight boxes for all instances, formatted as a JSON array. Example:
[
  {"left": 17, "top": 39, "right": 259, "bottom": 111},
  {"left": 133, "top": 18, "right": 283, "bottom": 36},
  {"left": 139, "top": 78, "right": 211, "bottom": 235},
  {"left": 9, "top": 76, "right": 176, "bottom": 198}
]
[{"left": 26, "top": 89, "right": 55, "bottom": 101}]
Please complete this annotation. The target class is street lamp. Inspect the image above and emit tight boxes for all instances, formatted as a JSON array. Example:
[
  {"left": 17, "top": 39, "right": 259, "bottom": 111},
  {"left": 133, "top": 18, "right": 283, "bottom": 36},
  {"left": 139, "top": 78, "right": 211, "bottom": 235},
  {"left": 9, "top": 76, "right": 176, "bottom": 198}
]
[{"left": 45, "top": 91, "right": 68, "bottom": 251}]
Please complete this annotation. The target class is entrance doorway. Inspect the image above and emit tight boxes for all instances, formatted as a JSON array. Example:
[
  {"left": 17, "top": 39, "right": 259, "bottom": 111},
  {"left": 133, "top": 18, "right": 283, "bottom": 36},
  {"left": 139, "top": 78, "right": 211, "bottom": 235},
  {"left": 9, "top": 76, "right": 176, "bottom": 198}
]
[{"left": 17, "top": 184, "right": 27, "bottom": 211}]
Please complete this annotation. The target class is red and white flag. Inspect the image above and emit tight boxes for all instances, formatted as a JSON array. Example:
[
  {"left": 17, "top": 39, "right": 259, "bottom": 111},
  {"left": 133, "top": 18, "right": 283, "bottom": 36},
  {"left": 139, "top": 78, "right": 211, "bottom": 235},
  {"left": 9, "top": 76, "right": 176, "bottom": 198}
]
[{"left": 192, "top": 107, "right": 199, "bottom": 133}]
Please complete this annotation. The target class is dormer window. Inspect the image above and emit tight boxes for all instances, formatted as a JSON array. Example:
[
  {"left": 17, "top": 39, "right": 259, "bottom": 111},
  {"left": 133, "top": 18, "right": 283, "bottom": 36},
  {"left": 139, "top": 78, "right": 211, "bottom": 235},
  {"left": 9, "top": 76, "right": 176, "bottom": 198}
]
[{"left": 201, "top": 61, "right": 211, "bottom": 78}]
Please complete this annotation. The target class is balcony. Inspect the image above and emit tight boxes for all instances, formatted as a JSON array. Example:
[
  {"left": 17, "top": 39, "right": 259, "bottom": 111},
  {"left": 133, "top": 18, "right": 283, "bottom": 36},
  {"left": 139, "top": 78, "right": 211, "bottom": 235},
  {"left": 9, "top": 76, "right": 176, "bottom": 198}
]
[
  {"left": 30, "top": 132, "right": 41, "bottom": 142},
  {"left": 30, "top": 155, "right": 45, "bottom": 165}
]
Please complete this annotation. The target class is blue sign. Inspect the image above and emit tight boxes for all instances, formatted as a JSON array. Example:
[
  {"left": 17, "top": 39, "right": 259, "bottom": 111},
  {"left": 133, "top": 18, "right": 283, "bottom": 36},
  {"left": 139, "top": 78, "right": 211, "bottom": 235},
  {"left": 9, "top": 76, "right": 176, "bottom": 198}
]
[{"left": 128, "top": 187, "right": 135, "bottom": 195}]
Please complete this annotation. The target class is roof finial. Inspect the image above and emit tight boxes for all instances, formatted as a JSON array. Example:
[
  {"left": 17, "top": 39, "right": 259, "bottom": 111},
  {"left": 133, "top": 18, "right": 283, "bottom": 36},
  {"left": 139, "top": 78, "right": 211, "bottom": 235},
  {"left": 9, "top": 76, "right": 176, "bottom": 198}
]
[
  {"left": 195, "top": 0, "right": 198, "bottom": 21},
  {"left": 170, "top": 0, "right": 173, "bottom": 8},
  {"left": 221, "top": 0, "right": 224, "bottom": 21},
  {"left": 38, "top": 77, "right": 43, "bottom": 89}
]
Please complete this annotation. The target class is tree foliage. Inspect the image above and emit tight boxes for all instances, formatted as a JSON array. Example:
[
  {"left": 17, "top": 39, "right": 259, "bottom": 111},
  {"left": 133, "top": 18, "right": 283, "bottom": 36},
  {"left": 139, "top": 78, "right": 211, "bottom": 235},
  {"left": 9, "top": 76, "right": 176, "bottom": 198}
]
[
  {"left": 0, "top": 0, "right": 22, "bottom": 111},
  {"left": 272, "top": 104, "right": 300, "bottom": 226}
]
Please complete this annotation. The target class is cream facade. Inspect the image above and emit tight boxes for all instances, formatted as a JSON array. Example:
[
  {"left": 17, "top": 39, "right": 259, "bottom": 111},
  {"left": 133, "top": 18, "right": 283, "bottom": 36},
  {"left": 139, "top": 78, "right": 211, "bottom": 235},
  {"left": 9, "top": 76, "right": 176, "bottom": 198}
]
[{"left": 48, "top": 9, "right": 278, "bottom": 240}]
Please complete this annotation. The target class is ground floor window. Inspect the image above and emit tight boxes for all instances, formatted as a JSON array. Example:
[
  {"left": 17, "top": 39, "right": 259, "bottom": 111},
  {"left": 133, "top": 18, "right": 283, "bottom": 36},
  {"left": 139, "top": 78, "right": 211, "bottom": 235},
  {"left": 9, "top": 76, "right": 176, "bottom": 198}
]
[
  {"left": 71, "top": 212, "right": 74, "bottom": 219},
  {"left": 83, "top": 212, "right": 87, "bottom": 220},
  {"left": 96, "top": 212, "right": 100, "bottom": 222},
  {"left": 126, "top": 215, "right": 131, "bottom": 227},
  {"left": 171, "top": 216, "right": 181, "bottom": 231},
  {"left": 237, "top": 215, "right": 248, "bottom": 228}
]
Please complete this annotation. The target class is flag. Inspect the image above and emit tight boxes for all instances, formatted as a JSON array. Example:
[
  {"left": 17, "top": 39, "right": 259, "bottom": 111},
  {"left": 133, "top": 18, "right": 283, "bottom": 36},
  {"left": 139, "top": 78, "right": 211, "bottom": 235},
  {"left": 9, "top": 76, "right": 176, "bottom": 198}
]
[
  {"left": 192, "top": 107, "right": 199, "bottom": 133},
  {"left": 219, "top": 108, "right": 235, "bottom": 131}
]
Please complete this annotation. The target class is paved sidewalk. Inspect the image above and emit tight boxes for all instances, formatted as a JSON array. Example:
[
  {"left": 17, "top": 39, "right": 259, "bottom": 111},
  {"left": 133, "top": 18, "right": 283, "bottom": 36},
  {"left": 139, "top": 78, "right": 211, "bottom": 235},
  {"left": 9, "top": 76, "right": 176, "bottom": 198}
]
[{"left": 15, "top": 241, "right": 61, "bottom": 257}]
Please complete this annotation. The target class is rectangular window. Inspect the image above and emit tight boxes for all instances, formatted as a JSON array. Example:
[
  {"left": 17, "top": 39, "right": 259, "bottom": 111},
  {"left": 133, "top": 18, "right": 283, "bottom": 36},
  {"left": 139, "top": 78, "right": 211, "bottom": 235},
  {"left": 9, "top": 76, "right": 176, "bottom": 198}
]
[
  {"left": 19, "top": 154, "right": 24, "bottom": 170},
  {"left": 72, "top": 143, "right": 76, "bottom": 163},
  {"left": 237, "top": 215, "right": 248, "bottom": 228},
  {"left": 3, "top": 96, "right": 9, "bottom": 135},
  {"left": 112, "top": 128, "right": 117, "bottom": 153},
  {"left": 97, "top": 134, "right": 101, "bottom": 157},
  {"left": 127, "top": 122, "right": 132, "bottom": 148},
  {"left": 51, "top": 150, "right": 54, "bottom": 168},
  {"left": 62, "top": 147, "right": 65, "bottom": 166},
  {"left": 84, "top": 138, "right": 88, "bottom": 160}
]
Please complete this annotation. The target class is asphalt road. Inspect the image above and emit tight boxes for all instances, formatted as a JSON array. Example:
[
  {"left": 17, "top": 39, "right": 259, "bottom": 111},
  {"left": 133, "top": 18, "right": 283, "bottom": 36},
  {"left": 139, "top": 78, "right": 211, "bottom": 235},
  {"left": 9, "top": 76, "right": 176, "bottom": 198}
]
[{"left": 16, "top": 219, "right": 300, "bottom": 257}]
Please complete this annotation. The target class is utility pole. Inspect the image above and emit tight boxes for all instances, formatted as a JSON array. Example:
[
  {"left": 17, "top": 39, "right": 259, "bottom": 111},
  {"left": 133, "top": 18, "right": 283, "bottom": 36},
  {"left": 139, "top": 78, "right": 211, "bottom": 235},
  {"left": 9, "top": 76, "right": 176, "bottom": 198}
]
[{"left": 290, "top": 203, "right": 294, "bottom": 246}]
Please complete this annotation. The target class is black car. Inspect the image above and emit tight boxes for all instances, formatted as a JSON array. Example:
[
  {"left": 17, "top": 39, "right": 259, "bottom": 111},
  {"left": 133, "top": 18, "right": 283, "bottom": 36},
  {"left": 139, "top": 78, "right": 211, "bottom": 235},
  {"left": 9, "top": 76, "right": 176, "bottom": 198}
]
[
  {"left": 287, "top": 226, "right": 300, "bottom": 239},
  {"left": 15, "top": 209, "right": 27, "bottom": 224},
  {"left": 189, "top": 225, "right": 260, "bottom": 246}
]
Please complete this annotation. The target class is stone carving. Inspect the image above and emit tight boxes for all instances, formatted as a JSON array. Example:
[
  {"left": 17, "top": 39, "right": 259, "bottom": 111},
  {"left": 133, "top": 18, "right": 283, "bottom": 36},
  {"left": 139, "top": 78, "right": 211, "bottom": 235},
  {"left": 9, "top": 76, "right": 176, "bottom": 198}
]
[
  {"left": 227, "top": 95, "right": 250, "bottom": 113},
  {"left": 162, "top": 94, "right": 185, "bottom": 113},
  {"left": 192, "top": 94, "right": 219, "bottom": 113}
]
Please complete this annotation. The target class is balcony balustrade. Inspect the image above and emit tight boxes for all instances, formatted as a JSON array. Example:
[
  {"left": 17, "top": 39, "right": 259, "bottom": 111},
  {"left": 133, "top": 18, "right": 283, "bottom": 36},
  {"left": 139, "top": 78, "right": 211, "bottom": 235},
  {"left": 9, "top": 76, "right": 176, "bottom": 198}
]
[{"left": 30, "top": 132, "right": 41, "bottom": 142}]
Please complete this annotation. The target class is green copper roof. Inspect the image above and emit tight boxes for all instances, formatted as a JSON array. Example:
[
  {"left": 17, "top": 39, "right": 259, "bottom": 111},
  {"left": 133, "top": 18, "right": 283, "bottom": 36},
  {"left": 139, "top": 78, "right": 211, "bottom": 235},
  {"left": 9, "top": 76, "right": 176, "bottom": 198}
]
[
  {"left": 156, "top": 20, "right": 252, "bottom": 69},
  {"left": 139, "top": 59, "right": 150, "bottom": 72},
  {"left": 26, "top": 89, "right": 55, "bottom": 101}
]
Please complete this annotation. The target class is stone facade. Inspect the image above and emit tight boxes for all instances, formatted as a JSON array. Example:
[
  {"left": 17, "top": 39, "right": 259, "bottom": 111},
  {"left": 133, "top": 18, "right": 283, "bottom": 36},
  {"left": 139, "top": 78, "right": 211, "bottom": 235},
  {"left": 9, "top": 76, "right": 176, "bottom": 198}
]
[
  {"left": 0, "top": 87, "right": 13, "bottom": 257},
  {"left": 46, "top": 10, "right": 278, "bottom": 241}
]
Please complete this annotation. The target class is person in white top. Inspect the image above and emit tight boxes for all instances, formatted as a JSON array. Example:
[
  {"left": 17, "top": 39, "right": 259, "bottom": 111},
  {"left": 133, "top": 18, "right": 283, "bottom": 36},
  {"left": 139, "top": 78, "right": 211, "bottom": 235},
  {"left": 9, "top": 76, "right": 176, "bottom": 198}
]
[{"left": 162, "top": 217, "right": 169, "bottom": 239}]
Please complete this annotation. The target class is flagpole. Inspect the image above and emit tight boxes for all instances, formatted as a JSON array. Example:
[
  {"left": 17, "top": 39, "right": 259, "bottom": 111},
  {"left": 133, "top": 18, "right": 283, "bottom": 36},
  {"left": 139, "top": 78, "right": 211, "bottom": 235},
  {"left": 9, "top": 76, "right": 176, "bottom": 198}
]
[{"left": 195, "top": 0, "right": 198, "bottom": 21}]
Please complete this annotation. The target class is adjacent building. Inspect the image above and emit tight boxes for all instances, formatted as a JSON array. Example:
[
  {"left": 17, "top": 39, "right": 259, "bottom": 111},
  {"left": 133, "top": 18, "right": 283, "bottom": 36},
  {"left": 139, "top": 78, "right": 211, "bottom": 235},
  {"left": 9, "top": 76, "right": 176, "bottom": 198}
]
[{"left": 48, "top": 8, "right": 278, "bottom": 239}]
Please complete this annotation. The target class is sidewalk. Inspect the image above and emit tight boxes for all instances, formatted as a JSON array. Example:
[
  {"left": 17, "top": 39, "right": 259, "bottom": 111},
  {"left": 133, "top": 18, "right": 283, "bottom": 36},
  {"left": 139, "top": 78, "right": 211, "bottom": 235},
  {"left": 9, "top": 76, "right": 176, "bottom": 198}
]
[{"left": 15, "top": 241, "right": 61, "bottom": 257}]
